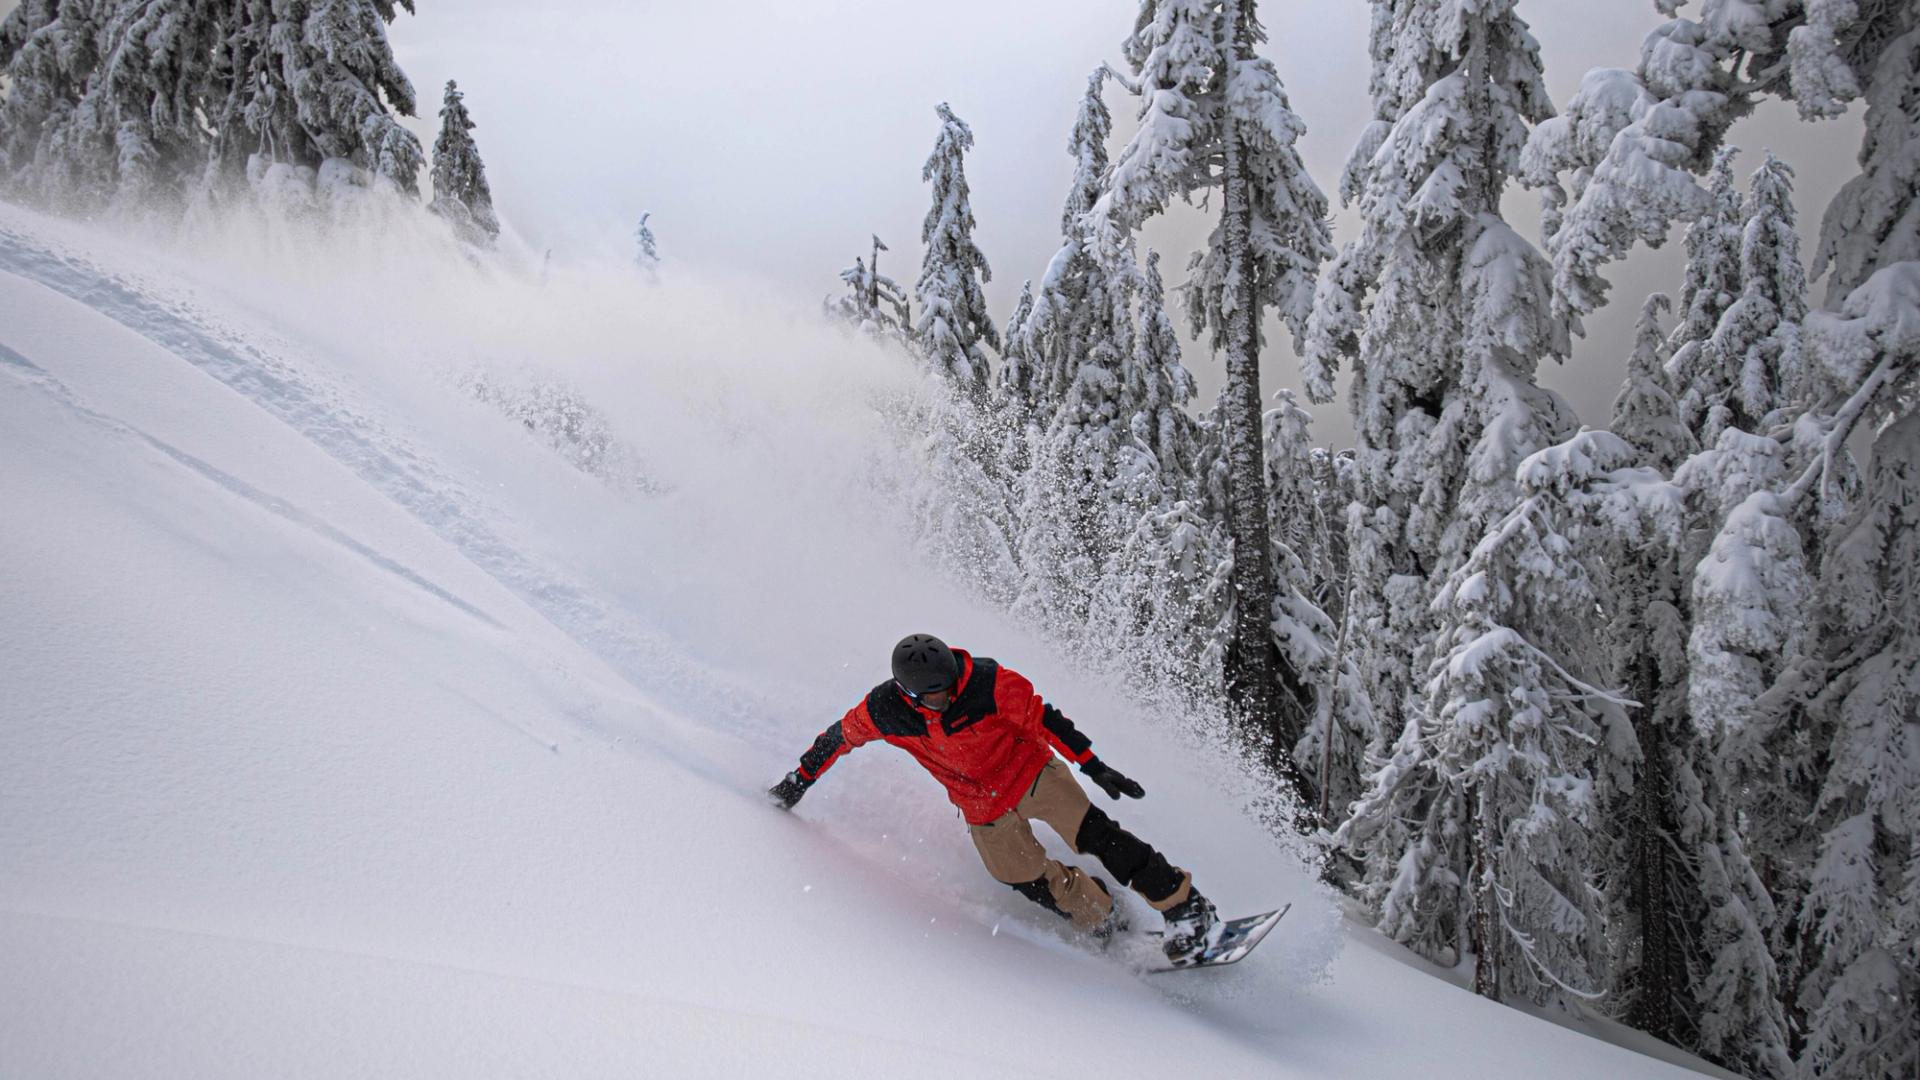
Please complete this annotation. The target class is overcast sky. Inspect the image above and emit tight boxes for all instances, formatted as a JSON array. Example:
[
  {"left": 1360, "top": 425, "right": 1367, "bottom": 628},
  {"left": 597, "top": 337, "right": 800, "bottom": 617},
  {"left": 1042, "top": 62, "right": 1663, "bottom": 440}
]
[{"left": 2, "top": 0, "right": 1865, "bottom": 446}]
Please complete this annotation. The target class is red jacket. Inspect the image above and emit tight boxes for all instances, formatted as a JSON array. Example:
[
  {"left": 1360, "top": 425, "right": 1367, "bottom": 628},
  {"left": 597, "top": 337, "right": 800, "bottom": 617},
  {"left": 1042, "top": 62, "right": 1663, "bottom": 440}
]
[{"left": 794, "top": 650, "right": 1095, "bottom": 825}]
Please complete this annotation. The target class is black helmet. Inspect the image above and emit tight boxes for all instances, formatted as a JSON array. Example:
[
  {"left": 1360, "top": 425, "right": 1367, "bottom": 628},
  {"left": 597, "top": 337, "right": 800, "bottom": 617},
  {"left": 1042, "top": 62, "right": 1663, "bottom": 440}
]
[{"left": 891, "top": 634, "right": 958, "bottom": 695}]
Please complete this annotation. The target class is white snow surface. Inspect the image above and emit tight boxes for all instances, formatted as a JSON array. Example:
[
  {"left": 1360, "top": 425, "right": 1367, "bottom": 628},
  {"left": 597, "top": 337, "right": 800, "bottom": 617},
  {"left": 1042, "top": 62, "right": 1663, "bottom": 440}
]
[{"left": 0, "top": 204, "right": 1729, "bottom": 1079}]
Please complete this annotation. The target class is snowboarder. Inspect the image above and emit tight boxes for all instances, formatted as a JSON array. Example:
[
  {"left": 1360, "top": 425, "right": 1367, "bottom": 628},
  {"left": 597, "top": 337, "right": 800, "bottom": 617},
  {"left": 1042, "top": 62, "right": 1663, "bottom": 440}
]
[{"left": 769, "top": 634, "right": 1219, "bottom": 959}]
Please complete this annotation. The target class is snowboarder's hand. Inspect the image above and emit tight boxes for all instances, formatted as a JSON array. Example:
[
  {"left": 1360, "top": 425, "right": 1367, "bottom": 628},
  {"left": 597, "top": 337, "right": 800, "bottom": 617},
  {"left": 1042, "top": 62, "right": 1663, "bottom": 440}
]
[
  {"left": 1081, "top": 757, "right": 1144, "bottom": 801},
  {"left": 769, "top": 771, "right": 812, "bottom": 810}
]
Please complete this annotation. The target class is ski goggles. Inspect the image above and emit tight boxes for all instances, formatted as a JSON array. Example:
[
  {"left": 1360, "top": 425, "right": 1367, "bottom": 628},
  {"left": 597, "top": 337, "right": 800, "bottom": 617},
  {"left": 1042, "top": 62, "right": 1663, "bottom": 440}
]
[{"left": 897, "top": 680, "right": 953, "bottom": 705}]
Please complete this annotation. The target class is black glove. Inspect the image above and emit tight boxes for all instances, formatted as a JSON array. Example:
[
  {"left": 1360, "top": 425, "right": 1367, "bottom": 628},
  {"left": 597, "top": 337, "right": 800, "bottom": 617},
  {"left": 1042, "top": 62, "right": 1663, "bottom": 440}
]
[
  {"left": 1081, "top": 757, "right": 1145, "bottom": 801},
  {"left": 768, "top": 770, "right": 812, "bottom": 810}
]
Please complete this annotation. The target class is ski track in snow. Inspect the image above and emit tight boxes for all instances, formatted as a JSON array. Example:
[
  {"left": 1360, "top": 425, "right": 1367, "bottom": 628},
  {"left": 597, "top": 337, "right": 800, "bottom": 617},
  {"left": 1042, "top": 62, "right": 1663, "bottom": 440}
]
[
  {"left": 0, "top": 224, "right": 773, "bottom": 760},
  {"left": 0, "top": 341, "right": 505, "bottom": 633}
]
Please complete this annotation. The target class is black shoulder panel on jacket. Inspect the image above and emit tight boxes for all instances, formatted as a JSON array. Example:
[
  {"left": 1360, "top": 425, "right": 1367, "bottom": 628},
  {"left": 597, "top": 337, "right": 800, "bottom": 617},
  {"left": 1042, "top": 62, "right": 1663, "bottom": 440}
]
[
  {"left": 865, "top": 682, "right": 925, "bottom": 737},
  {"left": 945, "top": 657, "right": 1000, "bottom": 733}
]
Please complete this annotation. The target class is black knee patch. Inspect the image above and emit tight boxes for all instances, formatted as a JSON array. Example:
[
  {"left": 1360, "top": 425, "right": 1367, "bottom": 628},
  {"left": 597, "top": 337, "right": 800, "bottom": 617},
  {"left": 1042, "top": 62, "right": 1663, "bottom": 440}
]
[
  {"left": 1009, "top": 877, "right": 1070, "bottom": 920},
  {"left": 1075, "top": 806, "right": 1184, "bottom": 904}
]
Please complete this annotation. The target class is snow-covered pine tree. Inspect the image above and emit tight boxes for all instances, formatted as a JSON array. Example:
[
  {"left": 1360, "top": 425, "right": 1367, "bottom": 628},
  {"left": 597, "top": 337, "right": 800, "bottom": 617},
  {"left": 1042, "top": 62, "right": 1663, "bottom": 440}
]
[
  {"left": 1091, "top": 0, "right": 1332, "bottom": 797},
  {"left": 1593, "top": 292, "right": 1797, "bottom": 1072},
  {"left": 1018, "top": 67, "right": 1128, "bottom": 416},
  {"left": 1521, "top": 0, "right": 1914, "bottom": 328},
  {"left": 1085, "top": 251, "right": 1216, "bottom": 687},
  {"left": 907, "top": 104, "right": 1019, "bottom": 608},
  {"left": 1417, "top": 433, "right": 1643, "bottom": 1003},
  {"left": 1713, "top": 152, "right": 1808, "bottom": 436},
  {"left": 54, "top": 0, "right": 226, "bottom": 212},
  {"left": 828, "top": 235, "right": 910, "bottom": 343},
  {"left": 913, "top": 102, "right": 998, "bottom": 393},
  {"left": 1595, "top": 294, "right": 1710, "bottom": 1046},
  {"left": 1792, "top": 200, "right": 1920, "bottom": 1072},
  {"left": 1796, "top": 415, "right": 1920, "bottom": 1080},
  {"left": 221, "top": 0, "right": 425, "bottom": 197},
  {"left": 0, "top": 0, "right": 107, "bottom": 205},
  {"left": 635, "top": 212, "right": 660, "bottom": 271},
  {"left": 430, "top": 79, "right": 498, "bottom": 244},
  {"left": 1613, "top": 294, "right": 1697, "bottom": 473},
  {"left": 1013, "top": 68, "right": 1159, "bottom": 636},
  {"left": 1814, "top": 16, "right": 1920, "bottom": 307},
  {"left": 996, "top": 279, "right": 1038, "bottom": 408},
  {"left": 992, "top": 280, "right": 1041, "bottom": 544},
  {"left": 1116, "top": 250, "right": 1201, "bottom": 512},
  {"left": 1262, "top": 389, "right": 1364, "bottom": 822},
  {"left": 1703, "top": 32, "right": 1920, "bottom": 1068},
  {"left": 1014, "top": 289, "right": 1132, "bottom": 631},
  {"left": 1668, "top": 148, "right": 1748, "bottom": 444},
  {"left": 1308, "top": 0, "right": 1580, "bottom": 971},
  {"left": 1674, "top": 427, "right": 1806, "bottom": 1078}
]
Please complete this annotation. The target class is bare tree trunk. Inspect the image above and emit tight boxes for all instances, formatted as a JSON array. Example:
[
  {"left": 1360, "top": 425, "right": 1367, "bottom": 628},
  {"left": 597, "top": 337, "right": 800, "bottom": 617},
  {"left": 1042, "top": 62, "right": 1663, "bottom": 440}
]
[
  {"left": 1218, "top": 129, "right": 1274, "bottom": 724},
  {"left": 1471, "top": 801, "right": 1502, "bottom": 1001},
  {"left": 1625, "top": 677, "right": 1681, "bottom": 1042}
]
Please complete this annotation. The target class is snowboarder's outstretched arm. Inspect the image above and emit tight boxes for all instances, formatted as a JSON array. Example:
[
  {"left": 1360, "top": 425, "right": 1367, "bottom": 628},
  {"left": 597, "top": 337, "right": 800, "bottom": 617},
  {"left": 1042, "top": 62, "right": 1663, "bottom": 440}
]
[
  {"left": 1038, "top": 702, "right": 1144, "bottom": 801},
  {"left": 769, "top": 707, "right": 876, "bottom": 810}
]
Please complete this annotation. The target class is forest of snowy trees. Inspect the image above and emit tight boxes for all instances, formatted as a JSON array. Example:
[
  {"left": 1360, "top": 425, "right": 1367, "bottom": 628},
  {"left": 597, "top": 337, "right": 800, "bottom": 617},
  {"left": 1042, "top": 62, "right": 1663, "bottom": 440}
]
[
  {"left": 821, "top": 3, "right": 1917, "bottom": 1076},
  {"left": 4, "top": 0, "right": 1915, "bottom": 1076},
  {"left": 0, "top": 0, "right": 495, "bottom": 242}
]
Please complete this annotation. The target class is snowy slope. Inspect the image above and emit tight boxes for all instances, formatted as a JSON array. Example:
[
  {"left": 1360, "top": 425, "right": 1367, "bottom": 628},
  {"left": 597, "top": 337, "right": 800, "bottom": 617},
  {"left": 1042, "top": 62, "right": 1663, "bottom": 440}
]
[{"left": 0, "top": 205, "right": 1730, "bottom": 1079}]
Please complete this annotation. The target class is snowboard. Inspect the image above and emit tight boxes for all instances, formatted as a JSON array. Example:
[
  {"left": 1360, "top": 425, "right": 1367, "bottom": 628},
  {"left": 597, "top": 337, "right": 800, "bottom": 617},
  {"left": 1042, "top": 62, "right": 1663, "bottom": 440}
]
[{"left": 1145, "top": 902, "right": 1290, "bottom": 971}]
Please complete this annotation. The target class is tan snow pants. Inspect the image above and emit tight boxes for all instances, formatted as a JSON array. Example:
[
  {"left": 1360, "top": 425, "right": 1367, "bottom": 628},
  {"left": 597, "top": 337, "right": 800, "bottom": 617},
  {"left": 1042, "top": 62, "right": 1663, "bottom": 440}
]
[{"left": 968, "top": 758, "right": 1191, "bottom": 931}]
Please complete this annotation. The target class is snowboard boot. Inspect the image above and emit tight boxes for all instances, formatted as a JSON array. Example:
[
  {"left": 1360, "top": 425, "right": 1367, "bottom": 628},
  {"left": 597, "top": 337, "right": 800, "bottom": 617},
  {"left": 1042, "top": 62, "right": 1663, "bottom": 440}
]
[
  {"left": 1159, "top": 887, "right": 1220, "bottom": 961},
  {"left": 1086, "top": 876, "right": 1129, "bottom": 945}
]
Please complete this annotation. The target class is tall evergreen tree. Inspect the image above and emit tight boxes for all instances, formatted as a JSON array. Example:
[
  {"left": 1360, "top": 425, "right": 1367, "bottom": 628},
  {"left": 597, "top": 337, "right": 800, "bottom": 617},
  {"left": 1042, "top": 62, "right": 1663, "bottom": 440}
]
[
  {"left": 907, "top": 104, "right": 1018, "bottom": 608},
  {"left": 1262, "top": 389, "right": 1361, "bottom": 820},
  {"left": 1791, "top": 38, "right": 1920, "bottom": 1076},
  {"left": 1424, "top": 433, "right": 1642, "bottom": 1003},
  {"left": 1085, "top": 252, "right": 1217, "bottom": 689},
  {"left": 1308, "top": 0, "right": 1580, "bottom": 977},
  {"left": 1118, "top": 250, "right": 1201, "bottom": 509},
  {"left": 1596, "top": 295, "right": 1710, "bottom": 1048},
  {"left": 914, "top": 102, "right": 998, "bottom": 392},
  {"left": 430, "top": 78, "right": 498, "bottom": 243},
  {"left": 1668, "top": 149, "right": 1749, "bottom": 444},
  {"left": 1796, "top": 417, "right": 1920, "bottom": 1079},
  {"left": 1092, "top": 0, "right": 1332, "bottom": 799},
  {"left": 1673, "top": 426, "right": 1804, "bottom": 1078},
  {"left": 1018, "top": 67, "right": 1128, "bottom": 415},
  {"left": 1708, "top": 153, "right": 1810, "bottom": 437},
  {"left": 1013, "top": 69, "right": 1153, "bottom": 634},
  {"left": 996, "top": 279, "right": 1039, "bottom": 408},
  {"left": 1794, "top": 196, "right": 1920, "bottom": 1075}
]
